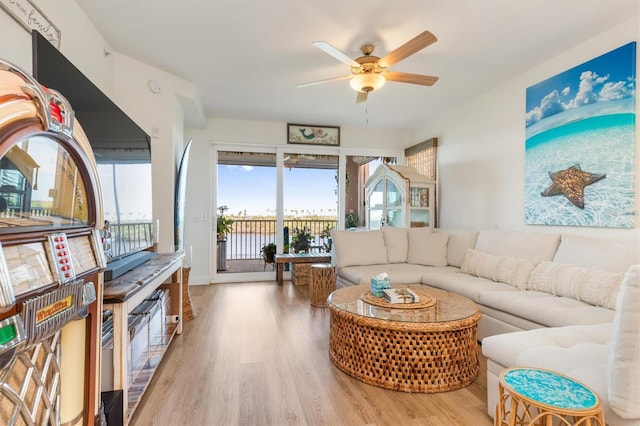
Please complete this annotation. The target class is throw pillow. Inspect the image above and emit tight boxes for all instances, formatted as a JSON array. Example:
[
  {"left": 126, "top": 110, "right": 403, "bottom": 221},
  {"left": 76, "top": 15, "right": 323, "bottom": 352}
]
[
  {"left": 608, "top": 265, "right": 640, "bottom": 418},
  {"left": 331, "top": 229, "right": 388, "bottom": 268},
  {"left": 382, "top": 227, "right": 409, "bottom": 263},
  {"left": 494, "top": 256, "right": 538, "bottom": 290},
  {"left": 406, "top": 228, "right": 449, "bottom": 267},
  {"left": 527, "top": 262, "right": 623, "bottom": 309},
  {"left": 460, "top": 249, "right": 537, "bottom": 290},
  {"left": 436, "top": 229, "right": 480, "bottom": 268}
]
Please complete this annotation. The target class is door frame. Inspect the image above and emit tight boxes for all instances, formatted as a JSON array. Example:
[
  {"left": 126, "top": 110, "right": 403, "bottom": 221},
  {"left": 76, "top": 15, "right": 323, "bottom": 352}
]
[{"left": 210, "top": 142, "right": 403, "bottom": 283}]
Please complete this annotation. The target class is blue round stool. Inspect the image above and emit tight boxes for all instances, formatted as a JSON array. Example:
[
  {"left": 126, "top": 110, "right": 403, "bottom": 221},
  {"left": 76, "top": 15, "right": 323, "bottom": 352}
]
[{"left": 495, "top": 367, "right": 605, "bottom": 426}]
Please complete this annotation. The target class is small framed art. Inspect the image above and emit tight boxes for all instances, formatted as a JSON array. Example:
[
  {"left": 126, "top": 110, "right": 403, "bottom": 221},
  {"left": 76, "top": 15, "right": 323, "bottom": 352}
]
[{"left": 287, "top": 124, "right": 340, "bottom": 146}]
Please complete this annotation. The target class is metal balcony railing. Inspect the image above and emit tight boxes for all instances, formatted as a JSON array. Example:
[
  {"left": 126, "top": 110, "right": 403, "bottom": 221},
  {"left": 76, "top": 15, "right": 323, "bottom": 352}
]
[
  {"left": 107, "top": 218, "right": 336, "bottom": 262},
  {"left": 108, "top": 222, "right": 153, "bottom": 258},
  {"left": 224, "top": 219, "right": 337, "bottom": 260}
]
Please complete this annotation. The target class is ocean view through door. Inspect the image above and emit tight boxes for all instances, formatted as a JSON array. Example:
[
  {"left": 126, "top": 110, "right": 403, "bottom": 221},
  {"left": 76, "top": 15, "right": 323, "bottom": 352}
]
[
  {"left": 217, "top": 150, "right": 277, "bottom": 279},
  {"left": 215, "top": 149, "right": 338, "bottom": 281}
]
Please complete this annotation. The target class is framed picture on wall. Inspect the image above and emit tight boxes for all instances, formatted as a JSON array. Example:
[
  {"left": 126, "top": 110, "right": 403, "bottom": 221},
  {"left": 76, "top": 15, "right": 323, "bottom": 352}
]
[
  {"left": 287, "top": 124, "right": 340, "bottom": 146},
  {"left": 524, "top": 41, "right": 636, "bottom": 228}
]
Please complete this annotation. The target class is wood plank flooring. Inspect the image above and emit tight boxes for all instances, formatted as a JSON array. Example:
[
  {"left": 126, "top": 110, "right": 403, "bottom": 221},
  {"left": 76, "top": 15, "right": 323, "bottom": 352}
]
[{"left": 130, "top": 282, "right": 493, "bottom": 426}]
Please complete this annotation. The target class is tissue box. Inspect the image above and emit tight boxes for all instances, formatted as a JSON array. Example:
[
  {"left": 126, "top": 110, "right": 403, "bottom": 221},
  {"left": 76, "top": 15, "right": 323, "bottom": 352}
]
[{"left": 370, "top": 278, "right": 391, "bottom": 297}]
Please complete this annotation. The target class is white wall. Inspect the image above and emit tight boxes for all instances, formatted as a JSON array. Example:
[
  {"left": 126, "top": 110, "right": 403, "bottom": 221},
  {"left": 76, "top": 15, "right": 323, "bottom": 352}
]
[
  {"left": 111, "top": 53, "right": 198, "bottom": 252},
  {"left": 411, "top": 17, "right": 640, "bottom": 242}
]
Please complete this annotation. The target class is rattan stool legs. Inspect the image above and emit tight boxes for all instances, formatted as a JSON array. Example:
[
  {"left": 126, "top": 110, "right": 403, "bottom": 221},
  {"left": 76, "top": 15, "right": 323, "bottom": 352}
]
[{"left": 309, "top": 263, "right": 336, "bottom": 307}]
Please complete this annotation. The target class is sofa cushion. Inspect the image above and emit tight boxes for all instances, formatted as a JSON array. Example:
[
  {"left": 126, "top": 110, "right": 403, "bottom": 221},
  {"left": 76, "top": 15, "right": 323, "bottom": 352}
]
[
  {"left": 460, "top": 249, "right": 536, "bottom": 290},
  {"left": 528, "top": 262, "right": 623, "bottom": 309},
  {"left": 382, "top": 227, "right": 408, "bottom": 263},
  {"left": 482, "top": 323, "right": 612, "bottom": 369},
  {"left": 331, "top": 229, "right": 387, "bottom": 268},
  {"left": 422, "top": 271, "right": 515, "bottom": 303},
  {"left": 407, "top": 228, "right": 449, "bottom": 266},
  {"left": 554, "top": 234, "right": 640, "bottom": 274},
  {"left": 608, "top": 265, "right": 640, "bottom": 419},
  {"left": 475, "top": 229, "right": 560, "bottom": 261},
  {"left": 338, "top": 263, "right": 431, "bottom": 286},
  {"left": 436, "top": 228, "right": 480, "bottom": 267},
  {"left": 479, "top": 290, "right": 616, "bottom": 327}
]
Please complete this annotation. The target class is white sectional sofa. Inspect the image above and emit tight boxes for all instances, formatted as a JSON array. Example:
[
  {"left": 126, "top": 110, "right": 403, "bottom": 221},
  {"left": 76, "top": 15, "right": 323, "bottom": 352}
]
[{"left": 330, "top": 227, "right": 640, "bottom": 425}]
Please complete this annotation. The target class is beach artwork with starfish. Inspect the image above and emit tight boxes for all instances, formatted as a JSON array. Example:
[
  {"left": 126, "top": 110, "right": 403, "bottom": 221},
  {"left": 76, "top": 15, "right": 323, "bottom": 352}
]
[{"left": 524, "top": 42, "right": 636, "bottom": 228}]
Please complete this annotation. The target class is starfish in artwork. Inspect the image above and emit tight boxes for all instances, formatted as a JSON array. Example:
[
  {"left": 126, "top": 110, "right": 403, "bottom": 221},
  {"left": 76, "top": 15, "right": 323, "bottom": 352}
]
[{"left": 540, "top": 164, "right": 606, "bottom": 209}]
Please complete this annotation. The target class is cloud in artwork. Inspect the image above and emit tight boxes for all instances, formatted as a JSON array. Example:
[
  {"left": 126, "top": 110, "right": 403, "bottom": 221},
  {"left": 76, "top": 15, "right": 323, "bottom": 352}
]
[
  {"left": 565, "top": 71, "right": 609, "bottom": 109},
  {"left": 526, "top": 70, "right": 635, "bottom": 126},
  {"left": 599, "top": 80, "right": 633, "bottom": 101},
  {"left": 525, "top": 90, "right": 564, "bottom": 125}
]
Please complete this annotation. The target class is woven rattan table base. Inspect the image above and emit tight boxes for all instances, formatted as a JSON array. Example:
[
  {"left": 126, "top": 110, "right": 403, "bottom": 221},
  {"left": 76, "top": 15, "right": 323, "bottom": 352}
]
[{"left": 328, "top": 303, "right": 481, "bottom": 393}]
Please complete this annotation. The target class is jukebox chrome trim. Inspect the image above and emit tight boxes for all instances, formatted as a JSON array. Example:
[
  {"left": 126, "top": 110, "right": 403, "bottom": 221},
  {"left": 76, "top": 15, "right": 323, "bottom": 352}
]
[
  {"left": 46, "top": 233, "right": 77, "bottom": 285},
  {"left": 0, "top": 60, "right": 75, "bottom": 138},
  {"left": 0, "top": 241, "right": 16, "bottom": 312},
  {"left": 91, "top": 228, "right": 108, "bottom": 270},
  {"left": 0, "top": 314, "right": 26, "bottom": 368},
  {"left": 20, "top": 279, "right": 85, "bottom": 346}
]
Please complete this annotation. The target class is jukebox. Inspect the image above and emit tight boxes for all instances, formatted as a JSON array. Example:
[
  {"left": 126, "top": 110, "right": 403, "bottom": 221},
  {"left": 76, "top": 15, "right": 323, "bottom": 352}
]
[{"left": 0, "top": 60, "right": 106, "bottom": 425}]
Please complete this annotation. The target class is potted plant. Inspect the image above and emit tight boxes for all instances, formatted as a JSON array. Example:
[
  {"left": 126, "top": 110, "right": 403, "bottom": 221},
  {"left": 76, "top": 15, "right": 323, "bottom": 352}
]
[
  {"left": 261, "top": 242, "right": 277, "bottom": 270},
  {"left": 345, "top": 209, "right": 359, "bottom": 229},
  {"left": 291, "top": 226, "right": 313, "bottom": 253},
  {"left": 320, "top": 224, "right": 334, "bottom": 252},
  {"left": 216, "top": 206, "right": 233, "bottom": 271},
  {"left": 216, "top": 205, "right": 233, "bottom": 241}
]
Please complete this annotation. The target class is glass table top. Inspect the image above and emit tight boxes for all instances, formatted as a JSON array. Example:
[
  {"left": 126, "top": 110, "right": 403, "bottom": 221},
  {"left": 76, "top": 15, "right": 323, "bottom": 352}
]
[
  {"left": 327, "top": 284, "right": 479, "bottom": 324},
  {"left": 502, "top": 368, "right": 599, "bottom": 410}
]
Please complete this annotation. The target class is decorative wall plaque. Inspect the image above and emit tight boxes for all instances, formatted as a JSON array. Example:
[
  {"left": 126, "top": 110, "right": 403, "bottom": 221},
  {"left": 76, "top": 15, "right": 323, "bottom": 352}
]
[{"left": 1, "top": 0, "right": 61, "bottom": 48}]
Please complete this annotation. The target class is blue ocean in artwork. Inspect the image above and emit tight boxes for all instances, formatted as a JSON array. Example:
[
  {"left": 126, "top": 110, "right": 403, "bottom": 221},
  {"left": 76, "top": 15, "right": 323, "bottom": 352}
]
[{"left": 525, "top": 109, "right": 635, "bottom": 228}]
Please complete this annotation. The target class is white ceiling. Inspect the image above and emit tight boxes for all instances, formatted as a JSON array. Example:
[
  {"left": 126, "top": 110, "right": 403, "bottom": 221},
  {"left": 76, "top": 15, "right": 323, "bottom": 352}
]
[{"left": 75, "top": 0, "right": 638, "bottom": 130}]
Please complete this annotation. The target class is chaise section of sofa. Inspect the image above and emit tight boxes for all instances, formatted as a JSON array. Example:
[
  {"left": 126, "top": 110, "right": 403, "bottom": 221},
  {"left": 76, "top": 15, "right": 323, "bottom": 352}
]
[{"left": 482, "top": 265, "right": 640, "bottom": 425}]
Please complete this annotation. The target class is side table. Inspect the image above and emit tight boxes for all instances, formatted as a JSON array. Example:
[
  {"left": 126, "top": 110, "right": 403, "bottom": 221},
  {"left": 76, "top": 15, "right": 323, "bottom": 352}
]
[
  {"left": 496, "top": 367, "right": 605, "bottom": 426},
  {"left": 309, "top": 263, "right": 336, "bottom": 307}
]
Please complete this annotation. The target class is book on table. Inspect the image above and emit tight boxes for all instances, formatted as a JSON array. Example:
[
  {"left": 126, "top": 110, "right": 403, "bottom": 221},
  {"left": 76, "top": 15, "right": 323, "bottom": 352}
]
[{"left": 383, "top": 288, "right": 420, "bottom": 304}]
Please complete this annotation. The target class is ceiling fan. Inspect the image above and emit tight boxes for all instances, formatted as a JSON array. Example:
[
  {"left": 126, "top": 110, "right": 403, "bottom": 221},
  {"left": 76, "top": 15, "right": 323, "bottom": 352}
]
[{"left": 298, "top": 31, "right": 439, "bottom": 103}]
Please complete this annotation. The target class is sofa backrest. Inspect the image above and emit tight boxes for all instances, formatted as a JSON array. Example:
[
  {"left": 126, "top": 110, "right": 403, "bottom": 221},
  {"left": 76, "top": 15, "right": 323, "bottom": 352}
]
[
  {"left": 475, "top": 229, "right": 560, "bottom": 262},
  {"left": 553, "top": 234, "right": 640, "bottom": 274},
  {"left": 331, "top": 229, "right": 388, "bottom": 268},
  {"left": 436, "top": 228, "right": 480, "bottom": 267}
]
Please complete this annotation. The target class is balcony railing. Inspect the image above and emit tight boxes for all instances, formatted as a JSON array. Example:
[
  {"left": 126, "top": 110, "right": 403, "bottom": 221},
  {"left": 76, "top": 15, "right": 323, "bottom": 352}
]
[
  {"left": 107, "top": 219, "right": 336, "bottom": 262},
  {"left": 224, "top": 219, "right": 337, "bottom": 260},
  {"left": 107, "top": 222, "right": 153, "bottom": 258}
]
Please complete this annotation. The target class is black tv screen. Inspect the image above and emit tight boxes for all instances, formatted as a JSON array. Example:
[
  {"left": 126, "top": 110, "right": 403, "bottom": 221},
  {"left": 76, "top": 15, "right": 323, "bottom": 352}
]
[{"left": 32, "top": 31, "right": 154, "bottom": 266}]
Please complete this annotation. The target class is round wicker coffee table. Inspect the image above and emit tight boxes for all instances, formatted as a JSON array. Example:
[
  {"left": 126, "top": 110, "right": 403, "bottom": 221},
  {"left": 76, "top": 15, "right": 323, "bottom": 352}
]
[{"left": 327, "top": 284, "right": 481, "bottom": 393}]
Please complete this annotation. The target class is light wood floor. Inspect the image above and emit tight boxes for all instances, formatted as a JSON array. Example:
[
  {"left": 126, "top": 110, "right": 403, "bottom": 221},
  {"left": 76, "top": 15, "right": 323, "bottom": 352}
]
[{"left": 130, "top": 281, "right": 494, "bottom": 426}]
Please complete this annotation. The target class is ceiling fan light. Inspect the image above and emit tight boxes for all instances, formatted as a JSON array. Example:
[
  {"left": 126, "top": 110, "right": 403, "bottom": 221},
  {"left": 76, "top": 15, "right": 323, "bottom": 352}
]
[{"left": 350, "top": 74, "right": 385, "bottom": 93}]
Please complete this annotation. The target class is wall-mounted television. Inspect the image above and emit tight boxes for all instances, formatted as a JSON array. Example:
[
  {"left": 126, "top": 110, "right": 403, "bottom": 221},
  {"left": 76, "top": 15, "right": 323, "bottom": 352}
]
[{"left": 32, "top": 31, "right": 155, "bottom": 279}]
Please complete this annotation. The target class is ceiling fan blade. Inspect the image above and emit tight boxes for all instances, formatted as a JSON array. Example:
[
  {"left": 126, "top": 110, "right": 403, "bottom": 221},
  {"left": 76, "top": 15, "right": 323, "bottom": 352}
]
[
  {"left": 296, "top": 74, "right": 353, "bottom": 88},
  {"left": 356, "top": 91, "right": 368, "bottom": 104},
  {"left": 385, "top": 71, "right": 439, "bottom": 86},
  {"left": 312, "top": 41, "right": 360, "bottom": 67},
  {"left": 378, "top": 31, "right": 437, "bottom": 68}
]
